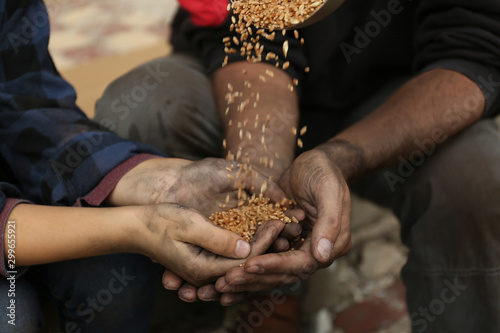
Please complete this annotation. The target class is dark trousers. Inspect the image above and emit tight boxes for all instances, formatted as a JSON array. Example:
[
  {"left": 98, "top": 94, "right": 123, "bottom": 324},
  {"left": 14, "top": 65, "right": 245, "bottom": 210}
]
[{"left": 0, "top": 254, "right": 158, "bottom": 332}]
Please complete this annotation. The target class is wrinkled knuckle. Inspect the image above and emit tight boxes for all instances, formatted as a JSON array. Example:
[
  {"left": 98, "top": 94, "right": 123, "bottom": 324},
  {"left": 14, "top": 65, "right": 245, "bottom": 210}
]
[
  {"left": 267, "top": 221, "right": 282, "bottom": 236},
  {"left": 208, "top": 157, "right": 226, "bottom": 169},
  {"left": 302, "top": 258, "right": 319, "bottom": 275},
  {"left": 182, "top": 208, "right": 202, "bottom": 224},
  {"left": 188, "top": 264, "right": 208, "bottom": 285},
  {"left": 185, "top": 210, "right": 200, "bottom": 222},
  {"left": 218, "top": 235, "right": 232, "bottom": 255},
  {"left": 344, "top": 240, "right": 353, "bottom": 253},
  {"left": 329, "top": 222, "right": 341, "bottom": 235},
  {"left": 149, "top": 189, "right": 164, "bottom": 205},
  {"left": 283, "top": 274, "right": 300, "bottom": 285}
]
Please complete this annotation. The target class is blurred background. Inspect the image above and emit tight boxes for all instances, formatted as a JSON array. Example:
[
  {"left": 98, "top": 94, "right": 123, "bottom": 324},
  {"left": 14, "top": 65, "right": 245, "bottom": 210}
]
[
  {"left": 46, "top": 0, "right": 177, "bottom": 115},
  {"left": 47, "top": 0, "right": 177, "bottom": 68}
]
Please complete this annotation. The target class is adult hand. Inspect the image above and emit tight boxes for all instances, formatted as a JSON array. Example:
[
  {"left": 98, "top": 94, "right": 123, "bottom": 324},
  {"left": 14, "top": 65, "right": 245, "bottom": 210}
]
[
  {"left": 135, "top": 203, "right": 287, "bottom": 287},
  {"left": 160, "top": 209, "right": 304, "bottom": 305},
  {"left": 214, "top": 148, "right": 352, "bottom": 293},
  {"left": 107, "top": 157, "right": 287, "bottom": 217}
]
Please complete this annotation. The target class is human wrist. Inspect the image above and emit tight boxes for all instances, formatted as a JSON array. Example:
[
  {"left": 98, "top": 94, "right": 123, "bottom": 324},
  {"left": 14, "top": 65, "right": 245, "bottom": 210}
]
[
  {"left": 107, "top": 158, "right": 191, "bottom": 206},
  {"left": 88, "top": 155, "right": 160, "bottom": 207},
  {"left": 315, "top": 139, "right": 366, "bottom": 183},
  {"left": 118, "top": 205, "right": 156, "bottom": 257},
  {"left": 85, "top": 205, "right": 147, "bottom": 256}
]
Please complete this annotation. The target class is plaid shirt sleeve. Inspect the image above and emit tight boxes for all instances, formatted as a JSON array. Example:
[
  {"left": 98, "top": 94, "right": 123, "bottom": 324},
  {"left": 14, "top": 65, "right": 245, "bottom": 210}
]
[{"left": 0, "top": 0, "right": 163, "bottom": 207}]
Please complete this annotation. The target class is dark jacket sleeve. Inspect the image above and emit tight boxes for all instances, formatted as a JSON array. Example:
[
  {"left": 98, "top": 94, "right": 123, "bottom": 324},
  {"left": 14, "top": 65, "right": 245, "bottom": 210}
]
[
  {"left": 413, "top": 0, "right": 500, "bottom": 116},
  {"left": 0, "top": 1, "right": 162, "bottom": 206}
]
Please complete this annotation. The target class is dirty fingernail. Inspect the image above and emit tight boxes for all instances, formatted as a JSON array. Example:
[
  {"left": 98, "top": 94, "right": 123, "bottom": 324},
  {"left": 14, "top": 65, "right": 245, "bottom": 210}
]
[
  {"left": 231, "top": 277, "right": 245, "bottom": 285},
  {"left": 163, "top": 281, "right": 176, "bottom": 290},
  {"left": 246, "top": 265, "right": 264, "bottom": 274},
  {"left": 317, "top": 238, "right": 333, "bottom": 261}
]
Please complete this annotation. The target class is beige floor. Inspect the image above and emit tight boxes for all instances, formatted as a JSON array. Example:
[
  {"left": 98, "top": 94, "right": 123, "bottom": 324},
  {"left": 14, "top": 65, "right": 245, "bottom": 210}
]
[
  {"left": 46, "top": 0, "right": 177, "bottom": 116},
  {"left": 46, "top": 0, "right": 177, "bottom": 69}
]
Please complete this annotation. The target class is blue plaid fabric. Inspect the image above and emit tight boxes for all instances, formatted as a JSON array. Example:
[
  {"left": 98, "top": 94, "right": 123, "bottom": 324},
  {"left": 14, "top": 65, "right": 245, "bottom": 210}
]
[
  {"left": 0, "top": 0, "right": 162, "bottom": 209},
  {"left": 0, "top": 183, "right": 21, "bottom": 209}
]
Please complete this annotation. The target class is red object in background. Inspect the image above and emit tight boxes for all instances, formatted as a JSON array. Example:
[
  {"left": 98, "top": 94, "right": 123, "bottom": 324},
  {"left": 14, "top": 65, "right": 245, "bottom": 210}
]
[
  {"left": 334, "top": 279, "right": 408, "bottom": 333},
  {"left": 178, "top": 0, "right": 230, "bottom": 27}
]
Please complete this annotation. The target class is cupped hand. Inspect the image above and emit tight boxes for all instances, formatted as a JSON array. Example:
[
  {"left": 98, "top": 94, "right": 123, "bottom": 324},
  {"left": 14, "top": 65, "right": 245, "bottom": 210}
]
[
  {"left": 280, "top": 148, "right": 352, "bottom": 264},
  {"left": 107, "top": 157, "right": 288, "bottom": 217},
  {"left": 159, "top": 206, "right": 304, "bottom": 304},
  {"left": 136, "top": 202, "right": 287, "bottom": 287},
  {"left": 213, "top": 148, "right": 352, "bottom": 293}
]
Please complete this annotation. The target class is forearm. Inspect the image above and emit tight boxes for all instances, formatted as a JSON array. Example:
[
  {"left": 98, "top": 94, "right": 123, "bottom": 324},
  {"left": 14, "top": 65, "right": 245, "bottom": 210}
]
[
  {"left": 319, "top": 69, "right": 484, "bottom": 182},
  {"left": 212, "top": 61, "right": 299, "bottom": 179},
  {"left": 5, "top": 204, "right": 141, "bottom": 267}
]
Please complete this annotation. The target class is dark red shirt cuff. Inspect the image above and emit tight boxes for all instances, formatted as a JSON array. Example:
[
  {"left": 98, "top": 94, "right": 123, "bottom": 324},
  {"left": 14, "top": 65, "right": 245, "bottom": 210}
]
[
  {"left": 1, "top": 199, "right": 31, "bottom": 278},
  {"left": 76, "top": 154, "right": 161, "bottom": 207}
]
